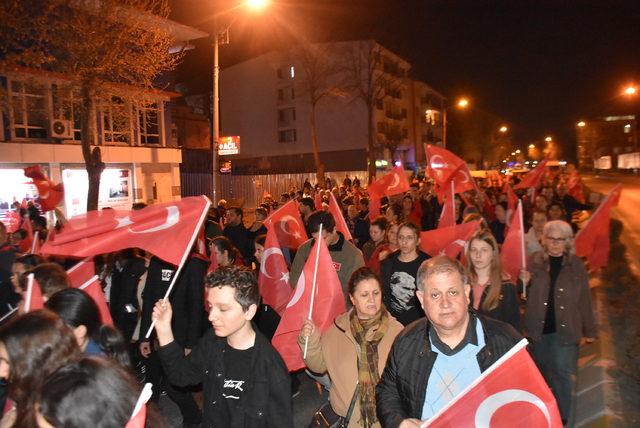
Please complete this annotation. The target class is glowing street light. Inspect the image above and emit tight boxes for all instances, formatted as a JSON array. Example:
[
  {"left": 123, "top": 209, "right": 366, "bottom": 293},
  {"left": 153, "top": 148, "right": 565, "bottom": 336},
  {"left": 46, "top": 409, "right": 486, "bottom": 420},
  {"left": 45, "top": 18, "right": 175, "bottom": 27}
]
[
  {"left": 499, "top": 125, "right": 508, "bottom": 133},
  {"left": 511, "top": 152, "right": 516, "bottom": 156},
  {"left": 457, "top": 98, "right": 470, "bottom": 109},
  {"left": 545, "top": 136, "right": 553, "bottom": 142},
  {"left": 529, "top": 144, "right": 536, "bottom": 149},
  {"left": 623, "top": 85, "right": 637, "bottom": 96},
  {"left": 246, "top": 0, "right": 269, "bottom": 9},
  {"left": 515, "top": 149, "right": 521, "bottom": 154},
  {"left": 577, "top": 121, "right": 586, "bottom": 127}
]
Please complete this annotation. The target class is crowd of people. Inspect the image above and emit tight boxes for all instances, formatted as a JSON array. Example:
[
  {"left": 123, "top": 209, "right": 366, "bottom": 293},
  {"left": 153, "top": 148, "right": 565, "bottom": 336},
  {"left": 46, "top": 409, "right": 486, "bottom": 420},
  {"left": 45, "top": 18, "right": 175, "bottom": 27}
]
[{"left": 0, "top": 163, "right": 601, "bottom": 427}]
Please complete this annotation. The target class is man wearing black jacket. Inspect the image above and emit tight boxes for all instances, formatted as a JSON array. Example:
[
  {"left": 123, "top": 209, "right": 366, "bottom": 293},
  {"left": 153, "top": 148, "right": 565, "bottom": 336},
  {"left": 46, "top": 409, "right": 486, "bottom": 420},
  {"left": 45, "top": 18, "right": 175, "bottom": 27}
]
[
  {"left": 110, "top": 249, "right": 146, "bottom": 342},
  {"left": 153, "top": 266, "right": 293, "bottom": 428},
  {"left": 376, "top": 256, "right": 521, "bottom": 428}
]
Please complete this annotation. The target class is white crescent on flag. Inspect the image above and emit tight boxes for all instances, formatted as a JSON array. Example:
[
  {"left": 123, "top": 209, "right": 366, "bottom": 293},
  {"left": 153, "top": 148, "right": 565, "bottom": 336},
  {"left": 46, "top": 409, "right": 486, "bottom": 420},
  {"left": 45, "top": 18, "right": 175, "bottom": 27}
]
[
  {"left": 287, "top": 272, "right": 305, "bottom": 308},
  {"left": 388, "top": 173, "right": 401, "bottom": 190},
  {"left": 457, "top": 169, "right": 470, "bottom": 183},
  {"left": 115, "top": 206, "right": 180, "bottom": 234},
  {"left": 279, "top": 215, "right": 302, "bottom": 239},
  {"left": 474, "top": 389, "right": 552, "bottom": 427},
  {"left": 430, "top": 154, "right": 446, "bottom": 169},
  {"left": 260, "top": 247, "right": 284, "bottom": 279}
]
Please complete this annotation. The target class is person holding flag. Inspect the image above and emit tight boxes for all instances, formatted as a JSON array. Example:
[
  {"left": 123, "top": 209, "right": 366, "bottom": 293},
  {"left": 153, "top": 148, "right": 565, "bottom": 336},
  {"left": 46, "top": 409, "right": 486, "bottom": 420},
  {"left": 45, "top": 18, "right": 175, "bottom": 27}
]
[
  {"left": 376, "top": 256, "right": 521, "bottom": 428},
  {"left": 289, "top": 211, "right": 364, "bottom": 308},
  {"left": 152, "top": 266, "right": 293, "bottom": 428},
  {"left": 465, "top": 231, "right": 520, "bottom": 331},
  {"left": 522, "top": 220, "right": 596, "bottom": 424},
  {"left": 298, "top": 267, "right": 403, "bottom": 428},
  {"left": 36, "top": 357, "right": 163, "bottom": 428}
]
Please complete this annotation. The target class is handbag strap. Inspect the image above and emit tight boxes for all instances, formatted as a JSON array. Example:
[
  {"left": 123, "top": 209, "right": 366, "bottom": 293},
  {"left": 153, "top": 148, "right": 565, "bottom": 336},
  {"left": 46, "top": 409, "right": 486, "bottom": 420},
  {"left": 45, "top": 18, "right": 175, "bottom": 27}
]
[{"left": 342, "top": 382, "right": 360, "bottom": 426}]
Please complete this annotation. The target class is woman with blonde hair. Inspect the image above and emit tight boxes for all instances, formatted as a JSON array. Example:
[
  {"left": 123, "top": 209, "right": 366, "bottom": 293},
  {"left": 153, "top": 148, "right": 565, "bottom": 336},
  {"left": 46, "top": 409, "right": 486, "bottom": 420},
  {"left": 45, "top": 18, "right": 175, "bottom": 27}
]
[{"left": 465, "top": 230, "right": 520, "bottom": 331}]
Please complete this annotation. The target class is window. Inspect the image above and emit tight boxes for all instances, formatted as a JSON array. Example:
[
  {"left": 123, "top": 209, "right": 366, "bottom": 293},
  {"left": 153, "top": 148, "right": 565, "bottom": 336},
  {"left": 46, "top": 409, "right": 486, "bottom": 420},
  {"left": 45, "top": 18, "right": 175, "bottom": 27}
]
[
  {"left": 376, "top": 99, "right": 383, "bottom": 110},
  {"left": 289, "top": 66, "right": 295, "bottom": 79},
  {"left": 278, "top": 108, "right": 296, "bottom": 126},
  {"left": 402, "top": 128, "right": 408, "bottom": 138},
  {"left": 138, "top": 103, "right": 161, "bottom": 145},
  {"left": 101, "top": 97, "right": 132, "bottom": 144},
  {"left": 9, "top": 79, "right": 48, "bottom": 139},
  {"left": 401, "top": 108, "right": 407, "bottom": 118},
  {"left": 278, "top": 129, "right": 296, "bottom": 143},
  {"left": 624, "top": 124, "right": 631, "bottom": 134},
  {"left": 277, "top": 68, "right": 283, "bottom": 79},
  {"left": 277, "top": 86, "right": 295, "bottom": 104},
  {"left": 51, "top": 84, "right": 82, "bottom": 141}
]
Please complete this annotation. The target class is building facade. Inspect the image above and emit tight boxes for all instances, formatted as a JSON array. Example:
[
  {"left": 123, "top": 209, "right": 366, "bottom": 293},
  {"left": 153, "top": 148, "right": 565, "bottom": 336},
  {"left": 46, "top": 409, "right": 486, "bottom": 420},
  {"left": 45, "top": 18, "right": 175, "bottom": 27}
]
[
  {"left": 218, "top": 40, "right": 445, "bottom": 177},
  {"left": 0, "top": 21, "right": 207, "bottom": 217},
  {"left": 576, "top": 115, "right": 639, "bottom": 171}
]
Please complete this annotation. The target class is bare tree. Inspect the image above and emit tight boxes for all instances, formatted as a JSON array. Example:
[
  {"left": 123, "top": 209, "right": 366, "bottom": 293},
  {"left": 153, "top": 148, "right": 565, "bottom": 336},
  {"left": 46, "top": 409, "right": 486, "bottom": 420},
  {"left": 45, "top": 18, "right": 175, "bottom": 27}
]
[
  {"left": 293, "top": 43, "right": 345, "bottom": 186},
  {"left": 339, "top": 40, "right": 403, "bottom": 182},
  {"left": 0, "top": 0, "right": 183, "bottom": 210}
]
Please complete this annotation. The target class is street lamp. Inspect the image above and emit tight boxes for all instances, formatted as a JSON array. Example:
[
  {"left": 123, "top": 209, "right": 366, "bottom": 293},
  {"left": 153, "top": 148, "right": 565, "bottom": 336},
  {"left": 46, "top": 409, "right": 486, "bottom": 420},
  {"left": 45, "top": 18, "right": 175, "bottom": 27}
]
[
  {"left": 457, "top": 97, "right": 470, "bottom": 109},
  {"left": 623, "top": 85, "right": 637, "bottom": 96},
  {"left": 545, "top": 136, "right": 552, "bottom": 142},
  {"left": 211, "top": 1, "right": 268, "bottom": 203},
  {"left": 577, "top": 121, "right": 586, "bottom": 127},
  {"left": 499, "top": 125, "right": 508, "bottom": 133},
  {"left": 529, "top": 144, "right": 535, "bottom": 149}
]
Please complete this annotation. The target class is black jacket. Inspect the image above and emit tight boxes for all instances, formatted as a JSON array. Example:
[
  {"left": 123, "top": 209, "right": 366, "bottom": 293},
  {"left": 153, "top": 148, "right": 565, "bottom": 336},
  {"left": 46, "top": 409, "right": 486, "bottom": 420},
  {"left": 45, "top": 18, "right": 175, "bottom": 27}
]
[
  {"left": 171, "top": 256, "right": 208, "bottom": 348},
  {"left": 223, "top": 223, "right": 252, "bottom": 261},
  {"left": 157, "top": 329, "right": 293, "bottom": 428},
  {"left": 110, "top": 256, "right": 146, "bottom": 317},
  {"left": 376, "top": 313, "right": 521, "bottom": 427},
  {"left": 140, "top": 257, "right": 176, "bottom": 342},
  {"left": 470, "top": 281, "right": 521, "bottom": 332}
]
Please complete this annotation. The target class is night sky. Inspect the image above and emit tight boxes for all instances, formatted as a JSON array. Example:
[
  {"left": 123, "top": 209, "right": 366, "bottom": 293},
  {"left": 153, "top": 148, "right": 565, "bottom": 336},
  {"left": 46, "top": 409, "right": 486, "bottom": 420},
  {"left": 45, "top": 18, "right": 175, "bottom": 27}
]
[{"left": 171, "top": 0, "right": 640, "bottom": 156}]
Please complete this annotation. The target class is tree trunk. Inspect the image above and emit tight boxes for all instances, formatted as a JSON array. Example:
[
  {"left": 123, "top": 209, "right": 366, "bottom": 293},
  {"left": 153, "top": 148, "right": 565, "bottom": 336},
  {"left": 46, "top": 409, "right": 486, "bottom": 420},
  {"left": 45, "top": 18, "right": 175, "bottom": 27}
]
[
  {"left": 367, "top": 106, "right": 376, "bottom": 183},
  {"left": 309, "top": 105, "right": 325, "bottom": 185},
  {"left": 80, "top": 81, "right": 105, "bottom": 211}
]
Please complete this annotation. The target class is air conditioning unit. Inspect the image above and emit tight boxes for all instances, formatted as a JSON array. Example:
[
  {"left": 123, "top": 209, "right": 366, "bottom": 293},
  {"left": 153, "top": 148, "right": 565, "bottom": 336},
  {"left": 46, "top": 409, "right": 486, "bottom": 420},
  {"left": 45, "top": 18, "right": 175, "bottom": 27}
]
[{"left": 50, "top": 119, "right": 73, "bottom": 139}]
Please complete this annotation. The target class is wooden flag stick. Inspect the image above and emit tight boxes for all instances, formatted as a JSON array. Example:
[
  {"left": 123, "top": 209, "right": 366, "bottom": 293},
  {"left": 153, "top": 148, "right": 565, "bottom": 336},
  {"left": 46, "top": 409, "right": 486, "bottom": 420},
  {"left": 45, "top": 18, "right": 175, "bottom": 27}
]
[
  {"left": 145, "top": 196, "right": 212, "bottom": 339},
  {"left": 303, "top": 223, "right": 323, "bottom": 359},
  {"left": 518, "top": 201, "right": 528, "bottom": 299}
]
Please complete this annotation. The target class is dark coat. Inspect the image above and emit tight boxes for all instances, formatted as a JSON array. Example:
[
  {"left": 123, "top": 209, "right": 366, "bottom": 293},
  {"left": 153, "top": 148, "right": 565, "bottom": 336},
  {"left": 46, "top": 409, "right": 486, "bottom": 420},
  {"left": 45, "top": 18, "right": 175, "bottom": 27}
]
[
  {"left": 224, "top": 223, "right": 252, "bottom": 261},
  {"left": 376, "top": 314, "right": 521, "bottom": 428},
  {"left": 171, "top": 256, "right": 208, "bottom": 349},
  {"left": 140, "top": 257, "right": 176, "bottom": 342},
  {"left": 524, "top": 251, "right": 596, "bottom": 344},
  {"left": 470, "top": 281, "right": 521, "bottom": 331},
  {"left": 157, "top": 329, "right": 293, "bottom": 428},
  {"left": 109, "top": 255, "right": 146, "bottom": 340}
]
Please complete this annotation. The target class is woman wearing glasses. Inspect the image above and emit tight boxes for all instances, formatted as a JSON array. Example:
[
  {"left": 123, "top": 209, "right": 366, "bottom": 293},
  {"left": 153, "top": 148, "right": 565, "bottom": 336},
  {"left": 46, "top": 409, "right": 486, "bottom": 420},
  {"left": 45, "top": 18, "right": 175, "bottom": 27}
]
[{"left": 522, "top": 220, "right": 596, "bottom": 425}]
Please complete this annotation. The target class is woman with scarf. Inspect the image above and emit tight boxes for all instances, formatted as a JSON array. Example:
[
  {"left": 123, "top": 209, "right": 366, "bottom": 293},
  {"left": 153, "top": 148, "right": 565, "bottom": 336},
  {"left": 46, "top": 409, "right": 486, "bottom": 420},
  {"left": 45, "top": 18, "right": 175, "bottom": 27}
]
[{"left": 298, "top": 267, "right": 403, "bottom": 428}]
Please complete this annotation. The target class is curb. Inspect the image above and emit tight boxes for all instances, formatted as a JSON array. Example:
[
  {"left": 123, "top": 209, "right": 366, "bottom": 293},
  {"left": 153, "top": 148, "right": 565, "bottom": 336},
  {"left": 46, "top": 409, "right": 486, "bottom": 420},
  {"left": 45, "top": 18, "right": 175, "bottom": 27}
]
[{"left": 574, "top": 285, "right": 623, "bottom": 427}]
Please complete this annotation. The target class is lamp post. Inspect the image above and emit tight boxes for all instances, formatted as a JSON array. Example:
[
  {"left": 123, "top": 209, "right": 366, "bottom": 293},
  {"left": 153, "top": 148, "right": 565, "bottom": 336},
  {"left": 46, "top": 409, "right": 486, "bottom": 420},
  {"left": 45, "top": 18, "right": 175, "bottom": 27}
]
[{"left": 211, "top": 0, "right": 268, "bottom": 204}]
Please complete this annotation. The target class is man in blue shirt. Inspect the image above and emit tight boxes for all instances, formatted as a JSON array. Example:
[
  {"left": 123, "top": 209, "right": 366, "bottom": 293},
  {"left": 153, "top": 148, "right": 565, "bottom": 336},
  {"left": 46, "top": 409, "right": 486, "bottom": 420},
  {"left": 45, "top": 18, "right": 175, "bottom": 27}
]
[{"left": 376, "top": 256, "right": 521, "bottom": 428}]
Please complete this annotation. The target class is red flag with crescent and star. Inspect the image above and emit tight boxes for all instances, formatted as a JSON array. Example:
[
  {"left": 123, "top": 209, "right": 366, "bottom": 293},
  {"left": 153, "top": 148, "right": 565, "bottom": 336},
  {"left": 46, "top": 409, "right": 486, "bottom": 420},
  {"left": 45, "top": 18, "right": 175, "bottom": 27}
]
[
  {"left": 425, "top": 145, "right": 466, "bottom": 187},
  {"left": 500, "top": 201, "right": 526, "bottom": 282},
  {"left": 368, "top": 166, "right": 410, "bottom": 198},
  {"left": 423, "top": 339, "right": 562, "bottom": 428},
  {"left": 23, "top": 165, "right": 64, "bottom": 212},
  {"left": 420, "top": 221, "right": 481, "bottom": 258},
  {"left": 41, "top": 196, "right": 210, "bottom": 266},
  {"left": 258, "top": 227, "right": 291, "bottom": 316},
  {"left": 438, "top": 182, "right": 456, "bottom": 229},
  {"left": 272, "top": 237, "right": 345, "bottom": 371},
  {"left": 1, "top": 210, "right": 21, "bottom": 234},
  {"left": 263, "top": 200, "right": 307, "bottom": 249},
  {"left": 514, "top": 159, "right": 549, "bottom": 190},
  {"left": 328, "top": 191, "right": 353, "bottom": 241},
  {"left": 575, "top": 184, "right": 622, "bottom": 272}
]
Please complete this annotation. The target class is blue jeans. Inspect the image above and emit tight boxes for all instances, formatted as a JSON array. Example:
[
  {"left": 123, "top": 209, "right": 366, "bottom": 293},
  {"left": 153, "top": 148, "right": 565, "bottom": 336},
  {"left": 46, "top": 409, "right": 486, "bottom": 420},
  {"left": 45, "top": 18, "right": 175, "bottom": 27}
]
[{"left": 531, "top": 333, "right": 578, "bottom": 423}]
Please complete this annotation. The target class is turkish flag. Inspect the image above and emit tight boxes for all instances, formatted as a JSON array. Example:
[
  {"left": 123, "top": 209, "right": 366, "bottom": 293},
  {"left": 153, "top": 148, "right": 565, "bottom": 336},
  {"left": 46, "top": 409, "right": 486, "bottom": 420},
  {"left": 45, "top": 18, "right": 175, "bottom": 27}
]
[
  {"left": 78, "top": 276, "right": 114, "bottom": 327},
  {"left": 41, "top": 196, "right": 210, "bottom": 266},
  {"left": 438, "top": 183, "right": 456, "bottom": 229},
  {"left": 425, "top": 145, "right": 466, "bottom": 187},
  {"left": 1, "top": 211, "right": 21, "bottom": 234},
  {"left": 125, "top": 383, "right": 152, "bottom": 428},
  {"left": 449, "top": 163, "right": 478, "bottom": 195},
  {"left": 23, "top": 165, "right": 64, "bottom": 212},
  {"left": 480, "top": 191, "right": 496, "bottom": 222},
  {"left": 420, "top": 221, "right": 481, "bottom": 258},
  {"left": 575, "top": 184, "right": 622, "bottom": 271},
  {"left": 423, "top": 339, "right": 562, "bottom": 427},
  {"left": 504, "top": 183, "right": 518, "bottom": 225},
  {"left": 368, "top": 166, "right": 410, "bottom": 198},
  {"left": 258, "top": 227, "right": 292, "bottom": 316},
  {"left": 567, "top": 172, "right": 585, "bottom": 204},
  {"left": 514, "top": 160, "right": 549, "bottom": 190},
  {"left": 501, "top": 201, "right": 526, "bottom": 282},
  {"left": 18, "top": 216, "right": 34, "bottom": 253},
  {"left": 328, "top": 192, "right": 352, "bottom": 241},
  {"left": 272, "top": 237, "right": 346, "bottom": 371},
  {"left": 264, "top": 200, "right": 307, "bottom": 249},
  {"left": 369, "top": 195, "right": 382, "bottom": 219},
  {"left": 23, "top": 274, "right": 44, "bottom": 312},
  {"left": 314, "top": 193, "right": 323, "bottom": 210},
  {"left": 67, "top": 258, "right": 96, "bottom": 288}
]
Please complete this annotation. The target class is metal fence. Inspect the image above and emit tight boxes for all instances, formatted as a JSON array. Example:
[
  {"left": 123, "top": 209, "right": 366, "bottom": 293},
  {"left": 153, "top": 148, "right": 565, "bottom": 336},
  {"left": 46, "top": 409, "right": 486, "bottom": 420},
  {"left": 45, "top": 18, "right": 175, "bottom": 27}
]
[{"left": 218, "top": 170, "right": 367, "bottom": 208}]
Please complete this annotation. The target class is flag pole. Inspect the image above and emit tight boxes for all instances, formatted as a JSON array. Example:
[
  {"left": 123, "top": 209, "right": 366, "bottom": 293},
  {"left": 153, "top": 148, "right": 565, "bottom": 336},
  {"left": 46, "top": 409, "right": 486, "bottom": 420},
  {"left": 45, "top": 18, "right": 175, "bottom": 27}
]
[
  {"left": 450, "top": 179, "right": 456, "bottom": 225},
  {"left": 518, "top": 201, "right": 527, "bottom": 299},
  {"left": 24, "top": 273, "right": 34, "bottom": 312},
  {"left": 0, "top": 307, "right": 18, "bottom": 323},
  {"left": 129, "top": 383, "right": 153, "bottom": 420},
  {"left": 29, "top": 231, "right": 39, "bottom": 254},
  {"left": 145, "top": 196, "right": 212, "bottom": 339},
  {"left": 303, "top": 223, "right": 323, "bottom": 359}
]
